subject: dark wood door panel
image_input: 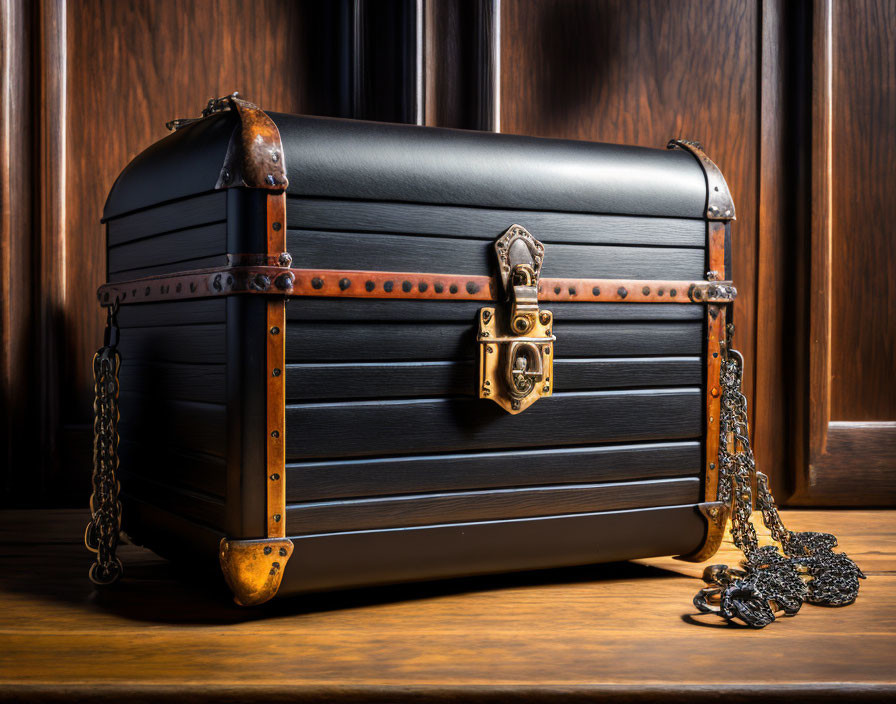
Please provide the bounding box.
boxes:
[830,0,896,422]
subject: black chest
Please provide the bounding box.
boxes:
[99,97,736,604]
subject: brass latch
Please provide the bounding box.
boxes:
[478,225,555,414]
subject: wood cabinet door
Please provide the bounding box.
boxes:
[792,0,896,505]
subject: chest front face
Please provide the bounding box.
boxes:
[100,104,735,604]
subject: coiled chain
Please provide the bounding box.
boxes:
[84,303,124,586]
[695,341,865,627]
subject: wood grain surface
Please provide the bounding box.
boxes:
[829,0,896,420]
[0,508,892,701]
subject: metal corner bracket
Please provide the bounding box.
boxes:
[165,92,288,192]
[676,501,730,563]
[667,139,736,221]
[219,537,294,606]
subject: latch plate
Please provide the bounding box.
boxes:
[479,225,554,414]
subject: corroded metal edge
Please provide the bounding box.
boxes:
[219,537,294,606]
[98,269,736,306]
[667,139,736,221]
[214,96,288,191]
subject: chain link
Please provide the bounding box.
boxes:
[694,338,865,627]
[84,302,124,586]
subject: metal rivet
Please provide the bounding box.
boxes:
[402,281,412,293]
[270,473,280,481]
[670,288,677,297]
[272,561,280,569]
[311,277,324,290]
[365,280,375,292]
[592,286,600,296]
[384,280,394,292]
[617,286,628,299]
[273,514,281,522]
[272,368,281,377]
[711,387,720,397]
[264,546,272,555]
[279,547,288,556]
[449,284,458,294]
[568,286,576,295]
[642,286,650,295]
[466,281,480,294]
[272,222,282,231]
[710,463,716,470]
[418,282,428,292]
[270,326,280,335]
[339,278,351,291]
[434,283,444,294]
[271,430,279,438]
[271,152,280,163]
[265,174,276,186]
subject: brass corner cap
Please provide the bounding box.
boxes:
[667,139,736,221]
[215,96,289,192]
[675,501,731,564]
[219,537,294,606]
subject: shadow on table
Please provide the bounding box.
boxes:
[3,535,685,626]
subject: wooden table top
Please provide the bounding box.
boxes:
[0,509,893,702]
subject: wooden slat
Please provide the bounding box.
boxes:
[119,440,227,499]
[118,362,225,404]
[286,298,705,322]
[118,396,226,459]
[287,229,705,280]
[117,323,226,364]
[286,478,700,534]
[285,388,701,460]
[108,222,226,273]
[285,357,701,400]
[107,254,227,282]
[286,197,706,247]
[105,191,226,245]
[287,321,703,362]
[286,440,701,501]
[116,298,226,328]
[120,476,226,532]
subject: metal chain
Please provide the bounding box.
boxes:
[694,337,865,627]
[84,302,124,586]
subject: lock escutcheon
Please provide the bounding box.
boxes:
[478,225,555,414]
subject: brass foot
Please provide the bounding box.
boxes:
[219,537,294,606]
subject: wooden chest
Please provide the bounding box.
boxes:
[97,96,736,605]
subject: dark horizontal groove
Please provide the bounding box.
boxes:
[107,218,226,250]
[291,502,703,540]
[288,352,703,365]
[120,439,226,468]
[287,193,707,221]
[121,472,226,508]
[287,387,701,410]
[118,394,225,410]
[105,189,222,224]
[287,356,701,368]
[121,491,227,536]
[285,385,699,406]
[286,225,705,250]
[286,439,701,468]
[109,251,225,277]
[119,359,225,369]
[288,476,701,508]
[118,320,225,331]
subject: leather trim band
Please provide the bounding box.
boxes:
[98,267,736,306]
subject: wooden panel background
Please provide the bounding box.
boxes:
[1,0,893,505]
[829,0,896,422]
